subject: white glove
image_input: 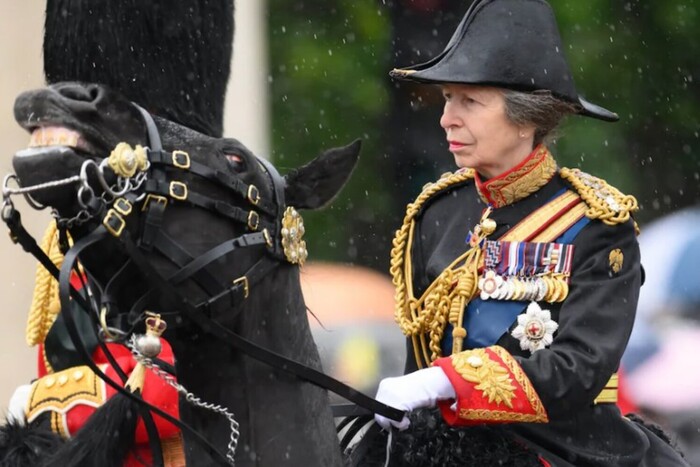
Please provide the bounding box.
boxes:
[7,384,32,425]
[374,366,455,431]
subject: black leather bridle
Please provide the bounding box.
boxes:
[3,104,403,466]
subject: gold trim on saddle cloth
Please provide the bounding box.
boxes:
[26,365,108,438]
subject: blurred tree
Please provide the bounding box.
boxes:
[269,0,700,271]
[553,0,700,223]
[269,0,394,270]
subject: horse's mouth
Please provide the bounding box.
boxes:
[15,125,96,160]
[11,126,100,209]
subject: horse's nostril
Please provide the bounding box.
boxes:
[56,84,97,103]
[88,86,100,101]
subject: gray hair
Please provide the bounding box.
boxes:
[502,90,582,147]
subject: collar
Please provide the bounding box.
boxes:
[474,145,557,208]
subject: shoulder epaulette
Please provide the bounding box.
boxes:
[559,167,638,226]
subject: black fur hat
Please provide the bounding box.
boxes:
[390,0,618,122]
[43,0,234,137]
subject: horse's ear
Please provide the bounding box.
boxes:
[284,139,361,210]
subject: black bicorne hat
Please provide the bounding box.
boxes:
[390,0,618,122]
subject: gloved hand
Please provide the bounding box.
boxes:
[374,366,455,431]
[7,384,32,425]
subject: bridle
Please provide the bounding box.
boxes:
[3,103,403,465]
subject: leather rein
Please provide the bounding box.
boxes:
[2,104,403,466]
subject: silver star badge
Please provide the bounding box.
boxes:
[511,302,558,353]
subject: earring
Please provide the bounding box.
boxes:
[519,131,526,138]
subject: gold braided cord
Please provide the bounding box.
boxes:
[390,169,478,366]
[559,167,638,226]
[26,221,70,347]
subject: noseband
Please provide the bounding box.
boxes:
[3,103,404,466]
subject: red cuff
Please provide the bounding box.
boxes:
[433,346,548,426]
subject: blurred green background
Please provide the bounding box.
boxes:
[269,0,700,272]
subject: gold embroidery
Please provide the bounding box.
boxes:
[560,168,638,226]
[453,346,548,423]
[457,408,547,422]
[451,349,516,408]
[609,249,624,274]
[476,146,557,208]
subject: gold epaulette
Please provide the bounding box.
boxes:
[559,168,638,226]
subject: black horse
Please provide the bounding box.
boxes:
[5,81,362,467]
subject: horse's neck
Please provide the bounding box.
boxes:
[174,266,343,467]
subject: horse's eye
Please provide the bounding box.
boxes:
[225,154,245,172]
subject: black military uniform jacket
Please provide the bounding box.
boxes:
[394,147,687,466]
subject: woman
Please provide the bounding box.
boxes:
[373,0,688,465]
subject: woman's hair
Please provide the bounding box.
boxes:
[502,90,582,147]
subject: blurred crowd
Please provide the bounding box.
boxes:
[622,207,700,465]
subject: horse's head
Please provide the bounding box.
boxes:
[11,81,360,331]
[9,81,360,465]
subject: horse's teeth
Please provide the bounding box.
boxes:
[28,126,81,148]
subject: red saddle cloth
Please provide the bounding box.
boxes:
[32,340,184,466]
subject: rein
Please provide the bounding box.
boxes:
[3,104,404,465]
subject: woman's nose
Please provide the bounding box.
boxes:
[440,103,459,129]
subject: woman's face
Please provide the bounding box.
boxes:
[440,84,534,178]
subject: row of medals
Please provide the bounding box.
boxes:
[480,272,569,303]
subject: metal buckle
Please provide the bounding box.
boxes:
[113,198,132,216]
[103,209,125,237]
[141,194,168,211]
[247,210,259,231]
[262,228,273,248]
[172,150,191,169]
[247,185,260,205]
[233,276,249,299]
[169,181,188,201]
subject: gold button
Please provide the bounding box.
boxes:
[73,370,84,381]
[467,356,483,368]
[58,375,69,386]
[44,377,56,388]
